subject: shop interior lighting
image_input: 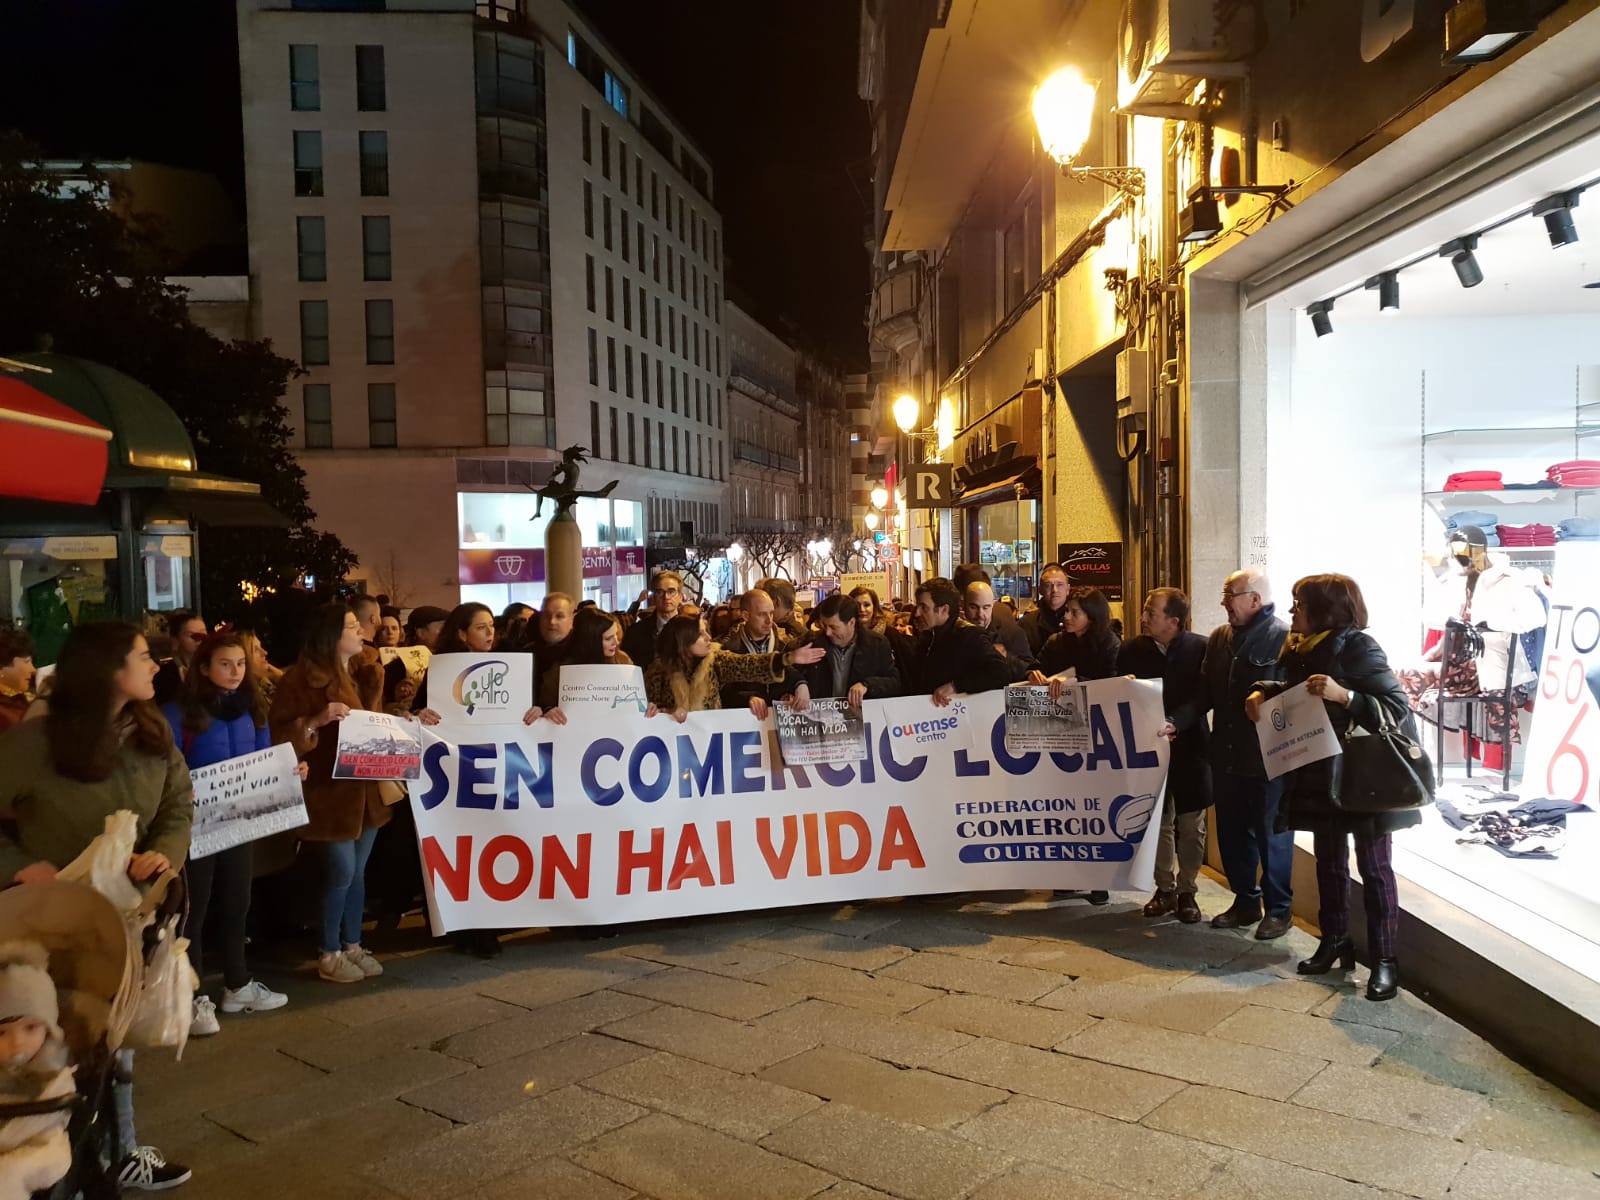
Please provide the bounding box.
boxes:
[1443,0,1540,65]
[1366,270,1401,313]
[1307,299,1334,338]
[1440,235,1484,288]
[1533,190,1580,247]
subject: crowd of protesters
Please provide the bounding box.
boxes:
[0,560,1424,1189]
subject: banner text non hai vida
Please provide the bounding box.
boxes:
[414,697,1162,904]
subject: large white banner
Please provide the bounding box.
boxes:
[410,675,1171,932]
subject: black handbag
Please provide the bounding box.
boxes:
[1329,705,1436,813]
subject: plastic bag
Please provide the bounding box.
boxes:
[56,811,142,915]
[123,916,197,1057]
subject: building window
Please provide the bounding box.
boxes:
[368,382,397,447]
[622,284,631,331]
[651,234,660,282]
[658,422,665,467]
[627,412,636,464]
[636,220,645,271]
[289,45,320,111]
[587,327,598,385]
[296,216,326,282]
[651,173,659,220]
[604,71,628,118]
[303,383,332,447]
[355,44,386,111]
[359,130,389,196]
[602,195,612,250]
[620,215,629,260]
[583,180,593,238]
[640,351,650,403]
[670,367,677,413]
[365,298,394,364]
[635,156,643,203]
[638,286,648,338]
[609,407,618,460]
[581,106,591,163]
[299,300,329,365]
[600,124,610,179]
[695,378,702,421]
[624,345,634,397]
[618,138,628,195]
[590,400,600,455]
[672,426,680,473]
[362,215,391,281]
[606,335,616,391]
[604,266,614,321]
[585,255,595,312]
[668,306,676,353]
[293,131,323,196]
[654,297,662,346]
[666,252,674,294]
[656,359,663,408]
[643,416,651,467]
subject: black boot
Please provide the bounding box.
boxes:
[1366,958,1399,1002]
[1297,936,1355,976]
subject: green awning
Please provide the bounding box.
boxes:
[6,353,197,474]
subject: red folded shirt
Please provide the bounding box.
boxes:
[1547,460,1600,487]
[1445,470,1503,492]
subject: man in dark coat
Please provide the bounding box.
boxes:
[786,592,902,706]
[620,569,683,670]
[962,581,1036,676]
[1170,568,1292,939]
[758,577,808,642]
[719,586,798,709]
[1119,587,1211,924]
[906,578,1012,703]
[1020,563,1071,654]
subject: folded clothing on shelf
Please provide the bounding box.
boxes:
[1559,516,1600,540]
[1547,460,1600,487]
[1496,523,1556,546]
[1445,470,1504,492]
[1503,480,1562,490]
[1444,510,1498,531]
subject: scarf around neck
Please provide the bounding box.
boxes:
[1281,629,1335,659]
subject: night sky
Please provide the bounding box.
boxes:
[0,0,870,366]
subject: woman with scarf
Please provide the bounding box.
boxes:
[1245,573,1418,1002]
[644,615,823,721]
[165,633,304,1035]
[1031,587,1121,683]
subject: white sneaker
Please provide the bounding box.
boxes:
[317,951,365,983]
[117,1146,192,1191]
[342,944,384,977]
[221,979,288,1014]
[191,995,220,1037]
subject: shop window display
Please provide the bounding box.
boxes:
[456,491,644,613]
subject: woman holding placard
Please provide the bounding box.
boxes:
[543,607,658,725]
[165,633,303,1033]
[1244,574,1421,1002]
[413,602,543,726]
[269,604,390,984]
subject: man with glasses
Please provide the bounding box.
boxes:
[621,570,683,669]
[1021,564,1071,654]
[1171,568,1292,939]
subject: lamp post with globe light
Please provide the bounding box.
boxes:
[725,541,745,595]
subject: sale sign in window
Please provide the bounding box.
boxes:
[1523,545,1600,807]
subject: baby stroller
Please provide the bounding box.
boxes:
[0,876,181,1199]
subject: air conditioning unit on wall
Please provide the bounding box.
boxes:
[1117,0,1245,117]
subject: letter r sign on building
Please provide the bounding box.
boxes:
[904,464,955,510]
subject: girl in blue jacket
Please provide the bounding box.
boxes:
[163,632,299,1034]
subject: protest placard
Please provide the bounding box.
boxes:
[334,710,423,780]
[774,697,868,765]
[423,652,535,723]
[1005,681,1092,753]
[409,677,1170,932]
[379,644,431,682]
[558,664,649,714]
[189,743,307,860]
[1256,682,1342,780]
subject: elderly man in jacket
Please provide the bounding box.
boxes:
[1119,587,1211,924]
[1172,568,1292,939]
[906,578,1012,705]
[786,592,902,709]
[719,587,797,709]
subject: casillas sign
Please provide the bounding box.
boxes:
[1056,542,1124,602]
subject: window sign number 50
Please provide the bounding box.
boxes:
[1539,655,1592,804]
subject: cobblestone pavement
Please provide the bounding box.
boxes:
[141,875,1600,1200]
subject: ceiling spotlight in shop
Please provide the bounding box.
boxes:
[1443,0,1540,65]
[1365,270,1401,313]
[1533,190,1581,248]
[1307,299,1334,338]
[1440,235,1484,288]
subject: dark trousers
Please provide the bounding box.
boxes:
[1313,831,1399,960]
[184,842,255,991]
[1214,770,1293,917]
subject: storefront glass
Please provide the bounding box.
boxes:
[974,499,1037,602]
[456,491,645,612]
[1,535,120,665]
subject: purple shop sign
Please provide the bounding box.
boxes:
[459,546,647,585]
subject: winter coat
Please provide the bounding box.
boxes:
[905,621,1012,696]
[786,628,903,701]
[0,717,193,880]
[1038,631,1122,681]
[621,612,672,671]
[268,662,390,843]
[645,650,787,714]
[1020,602,1069,654]
[719,622,798,709]
[1172,607,1289,778]
[1254,627,1423,838]
[162,696,271,769]
[1118,632,1213,814]
[976,619,1037,674]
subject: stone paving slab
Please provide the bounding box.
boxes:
[738,928,918,970]
[283,993,527,1070]
[758,1045,1008,1129]
[760,1102,1013,1200]
[968,1162,1140,1200]
[588,1049,826,1139]
[955,1095,1231,1195]
[1446,1148,1600,1200]
[1141,1083,1471,1197]
[877,949,1065,1001]
[609,964,802,1019]
[436,988,656,1065]
[755,997,975,1068]
[1461,1098,1600,1172]
[575,1111,836,1200]
[1177,1151,1408,1200]
[601,1001,817,1073]
[473,959,665,1010]
[1289,1061,1490,1139]
[1038,976,1248,1034]
[907,991,1098,1048]
[1060,1015,1327,1100]
[401,1031,651,1123]
[998,941,1185,987]
[1167,966,1335,1012]
[614,935,800,979]
[478,1158,640,1200]
[747,956,944,1014]
[1208,1003,1404,1066]
[931,1036,1186,1121]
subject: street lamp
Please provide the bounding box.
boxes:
[870,485,888,510]
[725,542,744,564]
[864,512,879,531]
[1032,66,1145,197]
[893,393,921,434]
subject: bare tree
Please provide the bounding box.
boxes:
[728,527,805,581]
